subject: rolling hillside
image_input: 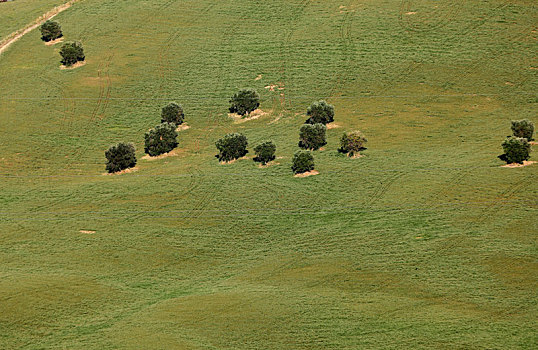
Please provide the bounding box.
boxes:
[0,0,536,348]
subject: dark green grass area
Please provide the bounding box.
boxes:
[0,0,537,348]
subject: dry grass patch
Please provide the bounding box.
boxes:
[220,156,249,165]
[103,166,138,175]
[176,124,190,132]
[60,61,86,70]
[142,148,183,161]
[326,122,342,129]
[294,170,319,178]
[44,37,64,46]
[229,109,269,123]
[501,161,536,168]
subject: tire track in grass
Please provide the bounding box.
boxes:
[330,6,356,99]
[278,0,312,111]
[365,171,406,209]
[398,0,464,33]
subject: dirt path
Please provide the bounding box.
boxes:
[0,0,81,57]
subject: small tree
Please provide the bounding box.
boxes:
[40,20,62,42]
[511,119,534,141]
[339,131,367,156]
[299,123,327,150]
[59,41,85,66]
[105,142,137,173]
[161,102,185,126]
[292,150,315,174]
[253,141,276,165]
[144,122,178,156]
[501,136,531,164]
[305,100,334,125]
[215,133,248,162]
[229,89,260,116]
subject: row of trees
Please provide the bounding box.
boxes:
[40,20,85,66]
[501,119,534,164]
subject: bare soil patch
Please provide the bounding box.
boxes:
[255,74,263,81]
[326,123,342,129]
[60,61,86,70]
[258,161,279,168]
[405,12,417,15]
[176,124,190,132]
[294,170,319,178]
[529,141,537,146]
[103,167,139,175]
[349,153,365,159]
[501,161,536,168]
[229,109,269,123]
[44,37,64,46]
[142,148,183,161]
[220,156,249,165]
[80,230,96,234]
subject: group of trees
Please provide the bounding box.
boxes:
[104,90,370,175]
[40,20,85,66]
[105,102,185,173]
[501,119,534,164]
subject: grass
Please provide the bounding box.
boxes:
[0,0,67,39]
[0,0,537,348]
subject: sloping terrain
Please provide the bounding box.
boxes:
[0,0,536,348]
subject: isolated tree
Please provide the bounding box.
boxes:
[339,131,367,156]
[161,102,185,126]
[215,133,248,162]
[144,122,178,156]
[305,100,334,125]
[511,119,534,141]
[253,141,276,165]
[40,20,62,42]
[59,41,85,66]
[105,142,136,173]
[229,89,260,116]
[501,136,531,164]
[299,123,327,150]
[292,150,315,174]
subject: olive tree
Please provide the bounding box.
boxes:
[339,131,367,156]
[305,100,334,125]
[59,41,85,66]
[292,150,315,174]
[253,141,276,165]
[144,122,178,156]
[161,102,185,126]
[229,89,260,116]
[511,119,534,141]
[501,136,531,164]
[40,20,62,42]
[215,133,248,162]
[105,142,137,173]
[299,123,327,150]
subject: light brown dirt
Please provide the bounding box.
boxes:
[229,109,269,123]
[258,161,279,168]
[405,12,417,15]
[0,0,81,57]
[529,141,537,146]
[326,123,342,129]
[176,124,190,132]
[294,170,319,178]
[255,74,262,81]
[44,37,64,46]
[60,60,86,70]
[220,156,250,165]
[80,230,96,234]
[501,161,536,168]
[103,167,139,175]
[349,153,365,159]
[142,148,183,161]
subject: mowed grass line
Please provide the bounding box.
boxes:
[0,0,537,348]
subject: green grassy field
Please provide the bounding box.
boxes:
[0,0,537,348]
